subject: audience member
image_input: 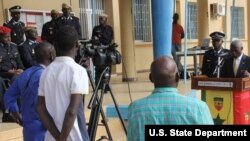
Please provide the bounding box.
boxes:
[41,9,59,44]
[18,27,38,69]
[3,5,25,45]
[37,26,90,141]
[0,26,24,122]
[221,39,250,78]
[127,56,213,141]
[4,42,56,141]
[202,31,230,77]
[54,3,82,39]
[0,26,24,80]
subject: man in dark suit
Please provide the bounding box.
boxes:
[3,5,25,45]
[202,31,230,77]
[53,3,82,39]
[221,40,250,78]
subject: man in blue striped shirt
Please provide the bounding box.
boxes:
[127,56,213,141]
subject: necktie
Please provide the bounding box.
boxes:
[233,59,237,76]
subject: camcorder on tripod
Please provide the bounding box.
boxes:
[76,39,127,141]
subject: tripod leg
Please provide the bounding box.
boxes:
[100,106,113,141]
[107,84,127,135]
[88,104,99,140]
[88,84,113,141]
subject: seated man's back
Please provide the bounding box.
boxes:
[127,56,213,141]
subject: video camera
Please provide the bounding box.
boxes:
[76,39,122,67]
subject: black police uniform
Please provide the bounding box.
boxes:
[3,20,25,45]
[0,43,24,77]
[91,24,114,90]
[53,16,82,39]
[18,40,37,69]
[202,31,230,77]
[3,5,25,45]
[202,48,230,77]
[41,20,57,44]
[91,25,114,46]
[0,42,24,122]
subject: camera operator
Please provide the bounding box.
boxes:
[91,14,114,90]
[91,14,113,46]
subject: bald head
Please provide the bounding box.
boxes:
[230,39,243,58]
[150,56,178,87]
[34,41,56,66]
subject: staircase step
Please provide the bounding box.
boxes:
[0,123,23,141]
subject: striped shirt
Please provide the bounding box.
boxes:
[127,87,213,141]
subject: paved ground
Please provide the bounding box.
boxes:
[0,71,200,141]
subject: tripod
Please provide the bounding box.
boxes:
[87,66,127,141]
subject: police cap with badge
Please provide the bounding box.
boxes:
[9,5,21,13]
[210,31,225,40]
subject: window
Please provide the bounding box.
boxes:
[132,0,152,42]
[187,2,198,39]
[6,9,50,37]
[79,0,105,39]
[231,6,245,39]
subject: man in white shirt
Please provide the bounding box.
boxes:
[37,26,90,141]
[221,39,250,78]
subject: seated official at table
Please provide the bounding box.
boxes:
[221,39,250,78]
[127,56,213,141]
[202,31,230,77]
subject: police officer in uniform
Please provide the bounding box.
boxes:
[202,31,230,77]
[91,14,114,46]
[18,27,38,69]
[41,9,59,44]
[91,14,114,90]
[0,26,24,122]
[54,3,82,39]
[3,5,25,45]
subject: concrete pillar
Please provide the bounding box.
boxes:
[197,0,210,65]
[105,0,122,74]
[197,0,210,45]
[119,0,137,81]
[151,0,173,59]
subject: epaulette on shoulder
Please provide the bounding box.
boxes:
[10,42,17,46]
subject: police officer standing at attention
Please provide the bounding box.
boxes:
[91,14,114,46]
[3,5,25,45]
[202,31,230,77]
[41,9,59,44]
[54,3,82,39]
